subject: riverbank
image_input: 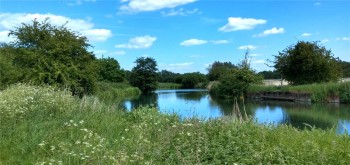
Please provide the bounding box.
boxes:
[1,84,350,164]
[248,82,350,103]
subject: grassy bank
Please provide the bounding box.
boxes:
[157,83,182,89]
[248,82,350,103]
[95,82,141,102]
[1,84,350,164]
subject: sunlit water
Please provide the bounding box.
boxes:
[122,89,350,134]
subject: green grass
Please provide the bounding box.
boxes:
[157,83,182,89]
[1,84,350,164]
[95,82,141,103]
[248,82,350,103]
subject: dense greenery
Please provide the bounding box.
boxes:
[0,19,99,96]
[97,57,125,83]
[258,70,281,79]
[340,61,350,77]
[158,70,181,83]
[248,82,350,103]
[130,57,158,93]
[207,61,237,81]
[180,72,208,89]
[1,84,350,164]
[273,41,342,85]
[210,51,263,98]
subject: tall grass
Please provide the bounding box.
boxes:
[157,83,182,89]
[95,82,141,103]
[1,84,350,164]
[248,82,350,103]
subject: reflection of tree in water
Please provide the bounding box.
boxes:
[209,96,350,130]
[175,91,207,101]
[122,92,158,110]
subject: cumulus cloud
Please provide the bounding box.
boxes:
[219,17,266,32]
[115,35,157,49]
[238,45,257,50]
[119,0,197,13]
[254,27,285,37]
[180,39,208,46]
[301,33,312,37]
[0,13,112,43]
[211,40,229,44]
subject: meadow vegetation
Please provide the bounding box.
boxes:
[248,82,350,103]
[1,84,350,164]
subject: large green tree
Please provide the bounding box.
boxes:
[207,61,237,81]
[0,18,98,96]
[180,72,208,89]
[130,57,158,93]
[273,41,342,85]
[97,57,125,83]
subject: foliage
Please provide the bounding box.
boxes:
[158,83,182,89]
[207,61,237,81]
[95,82,141,104]
[0,18,98,96]
[273,41,342,85]
[97,57,125,83]
[1,84,350,164]
[211,50,263,98]
[258,70,281,79]
[158,70,181,83]
[248,82,350,103]
[130,57,158,93]
[180,72,208,89]
[340,60,350,77]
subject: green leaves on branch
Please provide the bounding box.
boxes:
[0,18,97,96]
[130,57,158,94]
[273,41,342,85]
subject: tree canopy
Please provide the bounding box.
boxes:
[0,18,98,95]
[97,57,125,83]
[207,61,237,81]
[129,57,158,93]
[273,41,342,85]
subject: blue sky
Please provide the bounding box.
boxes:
[0,0,349,73]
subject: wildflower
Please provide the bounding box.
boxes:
[50,145,56,151]
[38,141,45,147]
[125,129,129,132]
[79,120,84,124]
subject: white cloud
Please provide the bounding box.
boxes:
[301,33,312,37]
[115,35,157,49]
[337,37,350,41]
[119,0,197,13]
[68,0,96,6]
[0,13,112,43]
[0,31,15,42]
[160,62,194,72]
[238,45,257,50]
[211,40,229,44]
[314,2,322,6]
[161,8,200,17]
[219,17,266,32]
[321,39,329,43]
[250,53,263,57]
[110,50,126,56]
[252,59,265,64]
[180,39,207,46]
[254,27,285,37]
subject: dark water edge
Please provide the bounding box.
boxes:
[121,89,350,134]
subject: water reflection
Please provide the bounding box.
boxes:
[121,89,350,134]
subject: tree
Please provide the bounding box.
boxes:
[1,18,98,96]
[130,57,158,93]
[273,41,342,85]
[97,57,125,82]
[211,50,263,98]
[258,70,281,79]
[180,72,208,89]
[158,70,181,83]
[207,61,237,81]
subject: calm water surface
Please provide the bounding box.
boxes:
[122,89,350,134]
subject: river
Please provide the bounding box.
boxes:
[122,89,350,134]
